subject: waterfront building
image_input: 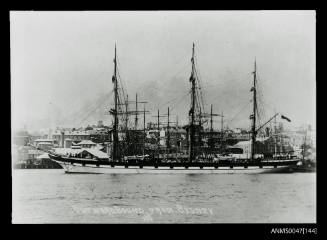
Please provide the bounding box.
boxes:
[77,140,97,148]
[89,128,110,143]
[28,149,43,159]
[64,138,72,148]
[34,139,55,150]
[52,130,91,146]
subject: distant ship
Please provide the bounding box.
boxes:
[291,161,316,173]
[291,134,316,173]
[48,43,300,174]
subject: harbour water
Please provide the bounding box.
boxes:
[12,169,316,223]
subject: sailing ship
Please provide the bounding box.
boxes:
[48,43,300,173]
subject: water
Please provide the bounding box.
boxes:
[12,169,316,223]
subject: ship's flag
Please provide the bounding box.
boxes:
[281,115,291,122]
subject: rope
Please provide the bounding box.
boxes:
[66,92,111,126]
[194,56,206,113]
[78,92,112,126]
[160,91,190,108]
[170,92,190,112]
[225,101,251,126]
[58,71,109,125]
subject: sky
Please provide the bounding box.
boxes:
[10,11,316,133]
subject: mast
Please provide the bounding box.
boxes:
[274,114,277,155]
[210,104,213,153]
[112,44,119,161]
[280,134,283,154]
[198,108,202,156]
[250,59,257,161]
[143,104,146,156]
[135,93,138,130]
[221,111,224,133]
[189,43,196,163]
[210,105,213,134]
[176,115,179,155]
[220,110,224,152]
[167,107,170,153]
[157,109,160,161]
[302,134,307,160]
[125,94,129,130]
[124,94,129,156]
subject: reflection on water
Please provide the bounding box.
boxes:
[12,169,316,223]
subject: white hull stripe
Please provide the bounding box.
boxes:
[55,161,293,174]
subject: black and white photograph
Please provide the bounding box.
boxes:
[11,10,316,224]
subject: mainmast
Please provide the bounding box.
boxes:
[112,44,119,161]
[189,43,196,163]
[250,59,257,161]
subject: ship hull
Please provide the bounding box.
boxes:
[58,162,293,174]
[49,154,297,174]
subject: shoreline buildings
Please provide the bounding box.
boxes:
[12,120,315,169]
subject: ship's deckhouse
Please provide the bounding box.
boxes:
[53,148,109,161]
